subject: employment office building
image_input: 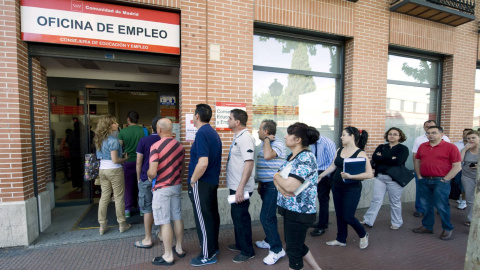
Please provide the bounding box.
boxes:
[1,0,479,247]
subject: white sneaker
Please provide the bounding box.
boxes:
[263,249,286,265]
[255,240,270,249]
[458,200,467,210]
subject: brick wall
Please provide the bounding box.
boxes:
[255,0,355,37]
[343,0,390,155]
[0,0,34,202]
[390,13,455,55]
[179,0,255,186]
[440,20,478,141]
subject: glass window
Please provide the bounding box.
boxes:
[253,33,342,148]
[473,69,480,130]
[386,54,441,169]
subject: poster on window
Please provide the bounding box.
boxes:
[215,102,246,131]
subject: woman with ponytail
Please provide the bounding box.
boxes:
[318,126,373,249]
[274,122,322,270]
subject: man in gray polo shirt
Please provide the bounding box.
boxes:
[226,109,256,263]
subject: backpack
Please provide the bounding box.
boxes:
[84,153,100,182]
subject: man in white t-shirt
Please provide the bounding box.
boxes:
[226,109,256,263]
[412,120,450,217]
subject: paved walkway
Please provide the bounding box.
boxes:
[0,202,469,270]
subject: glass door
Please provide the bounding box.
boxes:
[50,89,91,206]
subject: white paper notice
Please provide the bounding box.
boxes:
[185,114,197,142]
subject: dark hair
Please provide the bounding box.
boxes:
[151,116,161,133]
[344,126,368,150]
[287,122,319,147]
[230,109,248,126]
[127,111,139,124]
[384,127,407,143]
[261,119,277,135]
[424,120,436,126]
[195,104,212,123]
[466,130,480,137]
[65,128,72,134]
[427,125,443,133]
[463,128,473,133]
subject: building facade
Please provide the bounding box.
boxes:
[1,0,479,247]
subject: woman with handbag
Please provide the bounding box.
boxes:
[361,127,409,230]
[320,126,373,249]
[94,115,131,235]
[460,130,479,227]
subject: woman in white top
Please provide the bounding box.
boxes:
[94,115,131,235]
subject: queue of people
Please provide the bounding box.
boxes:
[91,108,477,269]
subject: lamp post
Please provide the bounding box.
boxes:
[269,79,283,121]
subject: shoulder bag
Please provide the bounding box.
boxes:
[385,165,414,187]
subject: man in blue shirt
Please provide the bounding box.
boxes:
[133,116,161,249]
[310,134,336,236]
[188,104,222,267]
[254,120,286,265]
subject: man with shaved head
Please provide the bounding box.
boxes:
[148,118,185,266]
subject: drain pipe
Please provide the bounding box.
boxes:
[28,56,41,234]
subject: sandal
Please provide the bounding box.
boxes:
[464,221,471,226]
[326,240,346,247]
[390,225,400,230]
[152,256,174,266]
[173,246,186,258]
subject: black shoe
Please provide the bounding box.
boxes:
[413,211,424,217]
[227,244,240,251]
[412,226,433,234]
[310,228,326,237]
[232,254,255,263]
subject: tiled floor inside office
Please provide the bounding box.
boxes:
[0,202,469,270]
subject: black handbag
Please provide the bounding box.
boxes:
[385,165,414,187]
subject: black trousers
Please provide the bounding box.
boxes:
[188,181,220,259]
[230,189,255,257]
[316,170,332,229]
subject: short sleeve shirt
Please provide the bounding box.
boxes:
[256,140,286,182]
[135,133,160,181]
[118,125,145,162]
[277,150,318,214]
[415,140,461,177]
[226,129,255,192]
[412,134,450,153]
[149,137,185,191]
[188,124,222,185]
[97,135,123,169]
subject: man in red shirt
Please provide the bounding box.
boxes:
[413,126,461,240]
[147,118,185,266]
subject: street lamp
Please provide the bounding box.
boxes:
[269,79,283,121]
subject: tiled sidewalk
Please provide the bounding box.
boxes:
[0,202,469,270]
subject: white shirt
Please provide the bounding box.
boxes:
[226,129,255,192]
[454,140,465,152]
[412,134,450,153]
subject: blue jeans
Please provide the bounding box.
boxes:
[414,173,424,213]
[230,189,255,257]
[332,185,366,244]
[418,178,454,231]
[259,181,282,253]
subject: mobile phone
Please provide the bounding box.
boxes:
[469,163,477,168]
